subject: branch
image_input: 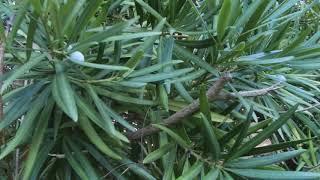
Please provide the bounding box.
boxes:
[126,76,231,140]
[214,83,282,100]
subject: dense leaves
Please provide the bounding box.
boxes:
[1,0,320,179]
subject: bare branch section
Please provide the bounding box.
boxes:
[127,76,231,140]
[215,83,282,100]
[127,80,281,141]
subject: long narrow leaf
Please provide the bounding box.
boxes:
[226,168,320,180]
[228,104,298,160]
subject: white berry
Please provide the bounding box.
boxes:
[275,75,287,82]
[69,51,85,62]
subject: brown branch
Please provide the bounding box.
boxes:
[214,83,282,100]
[126,76,231,140]
[126,80,283,141]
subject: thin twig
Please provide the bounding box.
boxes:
[102,162,135,179]
[48,150,90,159]
[189,150,214,165]
[48,153,66,159]
[126,76,231,140]
[14,149,20,180]
[296,103,320,112]
[138,142,163,176]
[278,102,320,113]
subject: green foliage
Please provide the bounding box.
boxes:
[1,0,320,179]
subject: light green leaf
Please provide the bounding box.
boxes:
[226,149,306,168]
[226,168,320,180]
[217,0,231,40]
[152,124,191,148]
[95,86,156,105]
[128,60,183,78]
[237,56,294,65]
[26,12,39,60]
[121,159,156,180]
[173,45,218,75]
[248,138,312,156]
[53,63,78,122]
[22,99,54,180]
[86,84,116,135]
[163,146,177,180]
[1,54,45,94]
[177,161,203,180]
[200,113,221,160]
[0,87,50,159]
[143,143,175,164]
[61,0,86,34]
[7,0,30,46]
[228,104,298,160]
[121,50,144,78]
[69,58,130,71]
[204,168,220,180]
[129,68,194,83]
[79,115,122,160]
[159,85,169,112]
[69,0,104,40]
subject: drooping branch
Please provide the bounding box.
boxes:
[126,76,231,140]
